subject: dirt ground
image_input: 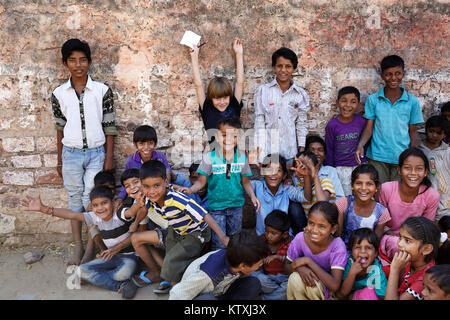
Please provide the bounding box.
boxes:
[0,243,168,300]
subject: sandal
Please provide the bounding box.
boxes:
[153,281,172,294]
[131,270,153,288]
[119,280,138,299]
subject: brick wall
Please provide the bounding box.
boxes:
[0,0,448,247]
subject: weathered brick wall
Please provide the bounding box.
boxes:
[1,0,448,247]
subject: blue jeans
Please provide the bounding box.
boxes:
[79,253,139,291]
[209,207,242,250]
[62,146,105,212]
[252,269,289,300]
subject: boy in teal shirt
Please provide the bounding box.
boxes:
[356,55,423,183]
[181,117,260,250]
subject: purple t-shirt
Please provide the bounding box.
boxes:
[325,114,366,167]
[117,151,171,199]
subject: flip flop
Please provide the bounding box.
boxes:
[153,281,172,294]
[119,280,138,299]
[131,270,152,288]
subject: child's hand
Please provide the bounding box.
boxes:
[263,255,279,265]
[348,257,364,275]
[190,42,200,57]
[113,198,122,212]
[390,251,411,273]
[252,197,261,213]
[178,187,192,195]
[99,247,119,261]
[136,192,146,208]
[292,256,311,269]
[232,37,243,55]
[296,266,319,288]
[355,146,364,165]
[247,146,261,165]
[129,221,138,233]
[20,195,43,213]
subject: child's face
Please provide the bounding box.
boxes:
[352,173,377,202]
[304,210,337,244]
[262,162,286,190]
[397,226,432,263]
[337,93,359,120]
[141,176,168,204]
[381,66,405,90]
[273,56,295,83]
[189,171,207,197]
[351,239,377,270]
[398,155,427,189]
[123,177,142,200]
[307,142,325,166]
[425,127,446,146]
[422,273,450,300]
[217,124,238,153]
[237,259,264,276]
[64,50,90,79]
[442,110,450,123]
[212,96,230,112]
[265,225,285,245]
[91,197,114,221]
[135,140,156,162]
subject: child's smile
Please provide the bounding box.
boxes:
[136,140,155,162]
[351,239,376,269]
[352,173,377,202]
[91,197,114,221]
[398,155,427,189]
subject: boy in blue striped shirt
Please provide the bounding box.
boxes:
[129,160,228,294]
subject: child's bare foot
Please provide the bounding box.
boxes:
[67,243,84,266]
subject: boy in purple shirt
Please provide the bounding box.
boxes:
[116,125,171,204]
[325,86,366,196]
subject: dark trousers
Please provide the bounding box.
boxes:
[194,276,262,300]
[288,200,307,235]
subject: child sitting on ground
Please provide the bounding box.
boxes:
[336,164,391,246]
[325,86,367,196]
[338,228,387,300]
[21,186,140,299]
[385,216,441,300]
[116,125,171,205]
[169,229,267,300]
[253,210,293,300]
[130,160,228,294]
[422,264,450,300]
[418,115,450,220]
[190,37,244,144]
[286,201,348,300]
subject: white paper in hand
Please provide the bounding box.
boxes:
[180,30,201,49]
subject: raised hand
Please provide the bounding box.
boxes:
[20,194,43,212]
[232,37,243,55]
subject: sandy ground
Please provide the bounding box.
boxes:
[0,244,168,300]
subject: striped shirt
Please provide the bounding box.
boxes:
[300,177,336,216]
[51,75,118,149]
[83,209,134,253]
[146,187,208,236]
[254,78,310,160]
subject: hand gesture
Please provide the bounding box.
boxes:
[20,194,43,212]
[136,192,146,208]
[247,146,261,165]
[190,42,200,57]
[232,37,243,55]
[252,197,261,213]
[390,250,411,273]
[348,257,364,276]
[355,145,364,165]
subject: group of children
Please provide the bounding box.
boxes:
[20,38,450,300]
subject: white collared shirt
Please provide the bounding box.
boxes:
[51,76,117,149]
[254,78,310,160]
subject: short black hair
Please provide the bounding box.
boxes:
[305,135,326,155]
[120,168,140,186]
[401,217,441,263]
[425,265,450,295]
[216,117,241,129]
[296,150,319,167]
[94,171,115,187]
[264,210,290,232]
[351,163,380,187]
[133,125,158,144]
[398,147,432,193]
[272,47,298,69]
[438,216,450,232]
[347,228,380,252]
[226,230,268,268]
[309,201,339,228]
[61,39,92,63]
[425,115,449,132]
[188,163,200,175]
[89,185,113,201]
[261,153,287,174]
[380,55,405,72]
[140,160,167,180]
[441,101,450,114]
[337,86,360,102]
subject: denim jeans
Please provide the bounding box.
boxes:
[209,207,242,250]
[79,253,139,291]
[62,145,105,212]
[252,269,289,300]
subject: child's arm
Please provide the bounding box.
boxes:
[180,174,207,195]
[56,130,64,177]
[355,119,374,164]
[104,135,115,172]
[241,176,261,213]
[292,257,344,292]
[203,213,229,247]
[338,258,363,297]
[232,38,244,103]
[21,194,85,222]
[385,251,415,300]
[190,44,206,109]
[98,235,132,261]
[408,124,419,148]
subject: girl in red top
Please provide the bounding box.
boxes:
[385,216,441,300]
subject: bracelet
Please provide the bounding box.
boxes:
[43,206,54,216]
